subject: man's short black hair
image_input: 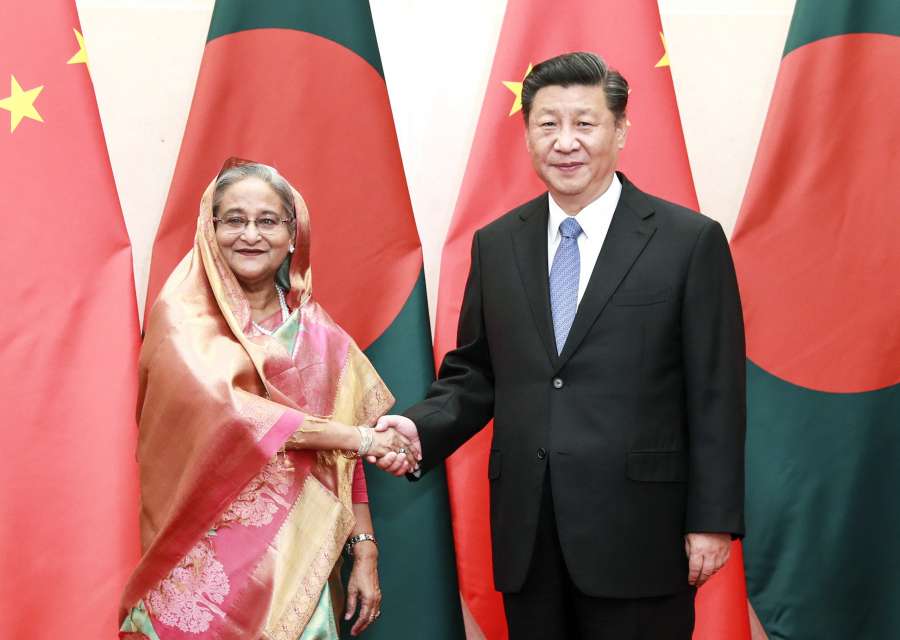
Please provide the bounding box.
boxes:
[521,51,629,123]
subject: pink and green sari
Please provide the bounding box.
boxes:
[120,172,392,639]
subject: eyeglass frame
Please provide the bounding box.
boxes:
[212,214,296,236]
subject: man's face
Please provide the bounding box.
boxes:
[525,84,627,212]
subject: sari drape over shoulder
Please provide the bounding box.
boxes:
[120,172,393,639]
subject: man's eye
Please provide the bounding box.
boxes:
[578,121,595,127]
[540,121,556,128]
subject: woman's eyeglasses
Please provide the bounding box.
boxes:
[213,215,293,236]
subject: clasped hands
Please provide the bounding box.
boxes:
[356,415,421,475]
[359,415,421,473]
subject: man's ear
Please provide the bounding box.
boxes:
[616,118,630,149]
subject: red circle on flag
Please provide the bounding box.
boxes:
[731,33,900,393]
[160,29,422,350]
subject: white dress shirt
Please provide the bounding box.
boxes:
[547,174,622,307]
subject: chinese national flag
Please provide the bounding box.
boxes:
[434,1,751,638]
[0,3,141,639]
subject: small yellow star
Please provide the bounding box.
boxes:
[655,32,670,68]
[67,28,88,66]
[0,75,44,132]
[502,63,533,116]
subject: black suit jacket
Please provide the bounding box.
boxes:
[406,173,746,598]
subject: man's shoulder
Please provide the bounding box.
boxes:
[476,192,548,237]
[623,176,718,236]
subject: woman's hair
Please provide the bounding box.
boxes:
[212,163,297,228]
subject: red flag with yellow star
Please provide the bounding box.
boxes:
[434,1,751,638]
[0,4,141,639]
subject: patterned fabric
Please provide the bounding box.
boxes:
[119,168,394,639]
[298,583,340,640]
[549,217,583,353]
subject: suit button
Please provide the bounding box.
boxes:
[552,377,564,389]
[537,448,547,460]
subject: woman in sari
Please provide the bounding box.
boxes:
[120,161,417,639]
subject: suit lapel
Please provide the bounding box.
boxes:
[557,175,657,369]
[511,194,559,368]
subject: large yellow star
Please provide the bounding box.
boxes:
[502,63,533,116]
[67,28,88,66]
[655,32,670,68]
[0,75,44,132]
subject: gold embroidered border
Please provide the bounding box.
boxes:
[262,475,354,640]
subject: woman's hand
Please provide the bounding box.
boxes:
[344,546,381,636]
[367,427,417,471]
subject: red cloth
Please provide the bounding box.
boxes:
[0,4,142,638]
[352,459,368,503]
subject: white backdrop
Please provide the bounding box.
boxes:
[76,0,795,323]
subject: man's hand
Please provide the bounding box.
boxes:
[366,427,417,472]
[685,532,731,587]
[367,415,421,476]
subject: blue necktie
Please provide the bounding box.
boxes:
[550,217,583,354]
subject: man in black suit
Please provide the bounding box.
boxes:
[374,52,745,639]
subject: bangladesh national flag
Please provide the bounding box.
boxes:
[144,2,464,638]
[731,1,900,638]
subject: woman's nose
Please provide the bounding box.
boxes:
[240,221,262,241]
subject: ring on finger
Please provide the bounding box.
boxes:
[397,447,406,454]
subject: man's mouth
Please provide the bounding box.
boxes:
[552,162,584,172]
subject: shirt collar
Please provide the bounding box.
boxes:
[548,173,622,242]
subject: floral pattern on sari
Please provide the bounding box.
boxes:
[145,540,229,633]
[219,455,293,528]
[144,454,297,635]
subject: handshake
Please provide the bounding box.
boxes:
[356,415,421,476]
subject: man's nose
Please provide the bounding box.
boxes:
[553,124,579,152]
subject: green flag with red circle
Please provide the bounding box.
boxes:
[145,2,465,638]
[730,1,900,637]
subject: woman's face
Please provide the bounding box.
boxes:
[215,177,293,290]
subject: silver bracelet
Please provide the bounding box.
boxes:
[345,533,377,557]
[356,426,374,457]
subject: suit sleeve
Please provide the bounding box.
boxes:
[681,220,746,536]
[404,231,495,474]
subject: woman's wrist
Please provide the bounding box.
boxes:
[352,541,378,561]
[336,423,361,452]
[356,426,374,456]
[346,532,377,558]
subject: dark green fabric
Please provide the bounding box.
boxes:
[744,361,900,639]
[207,0,384,77]
[784,0,900,56]
[345,272,464,639]
[275,254,291,291]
